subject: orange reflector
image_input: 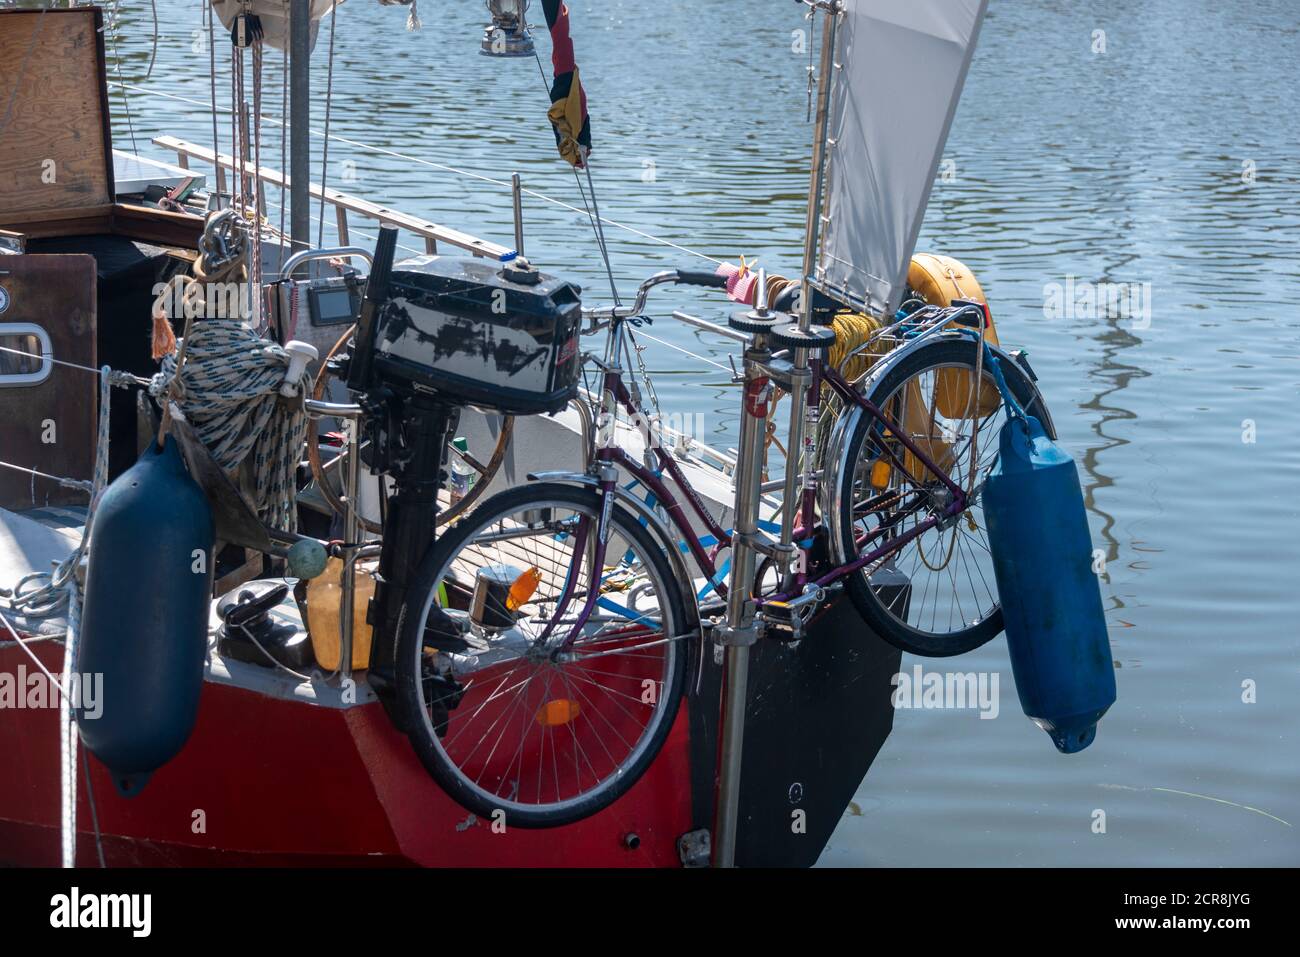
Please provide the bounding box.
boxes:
[536,699,581,727]
[506,566,542,611]
[870,459,892,489]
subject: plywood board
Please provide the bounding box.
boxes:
[0,9,113,223]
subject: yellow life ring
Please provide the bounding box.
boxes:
[907,253,1002,418]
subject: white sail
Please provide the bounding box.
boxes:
[814,0,988,316]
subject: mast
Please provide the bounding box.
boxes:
[711,0,842,872]
[798,1,840,335]
[776,1,839,562]
[289,0,311,250]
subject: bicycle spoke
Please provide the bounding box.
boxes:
[408,490,682,821]
[845,351,1039,643]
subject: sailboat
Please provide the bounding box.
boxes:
[0,0,999,867]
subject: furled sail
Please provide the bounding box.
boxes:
[210,0,343,52]
[813,0,988,317]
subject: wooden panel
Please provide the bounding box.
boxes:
[110,202,204,249]
[0,255,97,510]
[0,203,203,249]
[0,9,112,223]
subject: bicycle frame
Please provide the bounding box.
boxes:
[549,305,971,643]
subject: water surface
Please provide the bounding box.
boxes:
[99,0,1300,866]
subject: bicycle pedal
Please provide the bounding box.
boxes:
[759,602,804,643]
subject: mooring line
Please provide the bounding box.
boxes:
[1100,783,1292,828]
[105,81,725,266]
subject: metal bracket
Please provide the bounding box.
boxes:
[677,828,712,868]
[710,611,763,648]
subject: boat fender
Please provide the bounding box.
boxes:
[981,348,1116,753]
[77,439,215,796]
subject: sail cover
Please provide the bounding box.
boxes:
[814,0,988,316]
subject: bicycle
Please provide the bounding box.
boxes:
[385,262,1054,827]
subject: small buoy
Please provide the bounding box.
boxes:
[77,440,214,795]
[286,537,328,580]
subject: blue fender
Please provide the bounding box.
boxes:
[983,353,1116,753]
[77,439,214,795]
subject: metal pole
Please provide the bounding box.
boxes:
[289,0,312,250]
[713,272,774,868]
[511,173,525,258]
[713,638,751,866]
[778,3,840,556]
[799,2,840,335]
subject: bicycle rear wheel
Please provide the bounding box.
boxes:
[395,482,689,828]
[834,337,1054,656]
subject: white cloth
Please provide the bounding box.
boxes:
[816,0,988,316]
[210,0,343,52]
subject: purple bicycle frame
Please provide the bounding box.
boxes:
[554,358,969,641]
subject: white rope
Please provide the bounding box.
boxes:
[0,344,150,385]
[625,329,733,374]
[150,321,308,533]
[60,579,82,868]
[1,369,116,870]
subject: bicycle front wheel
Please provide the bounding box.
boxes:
[835,337,1054,656]
[395,482,689,829]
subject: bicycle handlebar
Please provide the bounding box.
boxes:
[675,269,729,289]
[581,267,727,328]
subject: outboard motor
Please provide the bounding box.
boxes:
[77,438,214,795]
[346,227,582,727]
[981,347,1116,753]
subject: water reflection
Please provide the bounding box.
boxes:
[85,0,1300,866]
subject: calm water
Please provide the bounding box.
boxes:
[99,0,1300,866]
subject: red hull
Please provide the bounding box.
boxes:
[0,643,693,867]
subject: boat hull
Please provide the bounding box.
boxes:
[1,591,900,867]
[0,642,692,867]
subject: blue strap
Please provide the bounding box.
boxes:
[596,595,660,630]
[970,330,1028,425]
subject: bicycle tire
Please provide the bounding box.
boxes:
[395,482,689,828]
[836,337,1054,656]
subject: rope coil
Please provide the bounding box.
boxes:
[151,319,308,534]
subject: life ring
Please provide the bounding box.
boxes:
[907,253,1002,418]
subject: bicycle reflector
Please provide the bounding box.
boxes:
[506,566,542,612]
[536,699,581,727]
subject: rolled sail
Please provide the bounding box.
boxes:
[814,0,988,316]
